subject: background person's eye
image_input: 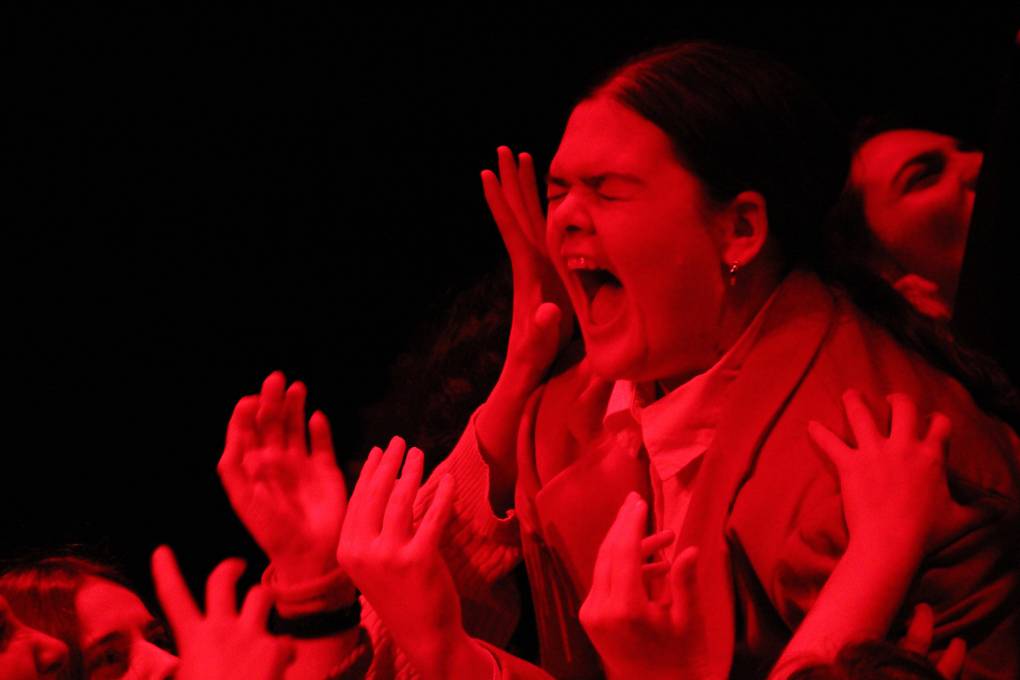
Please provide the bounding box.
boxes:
[86,646,129,680]
[905,159,944,192]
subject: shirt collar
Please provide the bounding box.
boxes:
[603,288,780,479]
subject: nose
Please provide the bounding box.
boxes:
[32,630,68,678]
[960,149,983,192]
[548,192,595,239]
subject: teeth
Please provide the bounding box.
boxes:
[566,256,600,271]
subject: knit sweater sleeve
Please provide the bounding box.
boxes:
[270,407,525,679]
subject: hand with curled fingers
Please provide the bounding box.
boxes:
[579,492,714,680]
[478,147,575,511]
[808,390,974,561]
[899,603,967,679]
[218,371,347,585]
[482,146,573,383]
[336,437,494,680]
[151,546,295,680]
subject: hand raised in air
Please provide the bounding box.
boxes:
[218,371,347,585]
[337,437,494,680]
[152,546,294,680]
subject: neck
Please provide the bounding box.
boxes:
[657,259,785,394]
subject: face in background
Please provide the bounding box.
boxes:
[546,96,728,388]
[75,578,177,680]
[851,129,983,301]
[0,596,68,680]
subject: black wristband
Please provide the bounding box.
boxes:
[268,596,362,639]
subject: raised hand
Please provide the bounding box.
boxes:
[769,392,975,678]
[337,437,494,680]
[808,390,973,560]
[482,146,573,385]
[579,492,713,680]
[900,604,967,679]
[218,371,346,585]
[151,546,294,680]
[478,147,575,511]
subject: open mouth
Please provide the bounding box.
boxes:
[569,263,625,327]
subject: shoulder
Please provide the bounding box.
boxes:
[813,290,1020,504]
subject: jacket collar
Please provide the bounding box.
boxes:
[529,271,836,678]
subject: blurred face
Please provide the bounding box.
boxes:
[0,596,68,680]
[546,96,727,386]
[75,578,178,680]
[852,129,982,294]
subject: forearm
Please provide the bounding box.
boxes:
[476,365,538,514]
[408,630,498,680]
[770,540,923,679]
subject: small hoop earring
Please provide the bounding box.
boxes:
[728,261,740,287]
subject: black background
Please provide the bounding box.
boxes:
[7,7,1019,598]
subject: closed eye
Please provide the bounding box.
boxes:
[903,154,945,193]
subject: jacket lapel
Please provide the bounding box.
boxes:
[678,272,835,678]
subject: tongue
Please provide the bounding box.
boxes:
[590,283,625,325]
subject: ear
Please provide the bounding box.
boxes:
[717,191,768,269]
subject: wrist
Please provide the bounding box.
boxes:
[263,560,356,619]
[843,537,924,578]
[272,553,341,587]
[414,630,494,680]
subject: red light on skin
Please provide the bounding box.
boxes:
[546,97,731,390]
[76,577,179,680]
[0,596,69,680]
[851,129,983,314]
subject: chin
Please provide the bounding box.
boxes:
[583,343,649,383]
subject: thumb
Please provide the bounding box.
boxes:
[526,302,563,366]
[668,546,700,630]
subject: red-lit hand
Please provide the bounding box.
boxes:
[218,371,346,585]
[151,546,295,680]
[809,391,972,562]
[478,147,574,511]
[482,146,573,386]
[580,493,714,680]
[900,603,967,679]
[336,437,494,680]
[892,274,951,321]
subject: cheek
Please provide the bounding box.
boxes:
[882,191,968,258]
[629,248,722,338]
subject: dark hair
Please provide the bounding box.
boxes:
[824,119,1019,428]
[592,44,1017,426]
[0,556,134,680]
[786,640,946,680]
[359,263,514,469]
[592,41,849,270]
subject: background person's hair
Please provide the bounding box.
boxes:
[0,555,133,680]
[786,640,946,679]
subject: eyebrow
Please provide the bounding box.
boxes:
[545,172,645,188]
[891,150,943,188]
